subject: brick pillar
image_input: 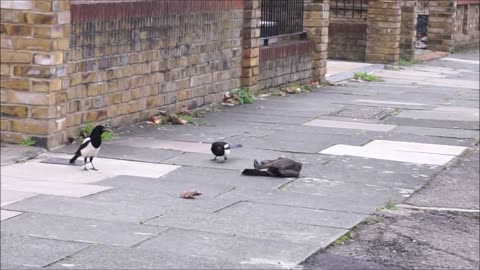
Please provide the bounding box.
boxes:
[427,0,456,52]
[241,0,261,90]
[400,0,417,61]
[304,0,330,84]
[0,0,70,149]
[365,0,402,64]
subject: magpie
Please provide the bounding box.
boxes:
[211,141,242,161]
[70,125,110,171]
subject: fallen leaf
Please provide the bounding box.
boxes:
[169,114,188,125]
[180,191,202,199]
[180,105,192,115]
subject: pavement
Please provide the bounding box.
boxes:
[1,51,479,269]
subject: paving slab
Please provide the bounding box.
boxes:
[104,138,211,154]
[321,144,456,165]
[304,119,397,132]
[395,108,479,122]
[0,144,46,166]
[1,190,37,207]
[204,111,313,125]
[0,263,40,269]
[45,245,271,269]
[0,233,90,267]
[147,211,347,247]
[229,132,371,154]
[1,176,112,198]
[1,210,23,221]
[3,195,172,224]
[392,125,480,140]
[1,153,180,184]
[1,213,168,247]
[383,117,480,130]
[214,201,368,229]
[369,132,478,147]
[216,183,404,214]
[365,140,467,156]
[54,144,182,163]
[162,152,253,171]
[136,228,318,268]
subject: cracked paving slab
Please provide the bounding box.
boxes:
[1,212,168,247]
[0,233,90,268]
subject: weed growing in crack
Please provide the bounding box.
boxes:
[354,72,379,82]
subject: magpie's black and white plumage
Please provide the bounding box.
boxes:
[70,125,109,171]
[211,141,242,161]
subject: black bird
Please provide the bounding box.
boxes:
[70,125,110,171]
[211,141,242,161]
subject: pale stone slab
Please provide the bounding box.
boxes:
[1,190,37,207]
[1,210,23,221]
[391,126,480,140]
[320,145,456,165]
[352,99,427,106]
[1,177,112,198]
[1,153,180,184]
[365,140,467,156]
[137,228,317,268]
[1,213,168,247]
[304,119,397,132]
[433,106,480,114]
[106,138,212,154]
[396,109,479,122]
[0,233,90,267]
[441,58,480,65]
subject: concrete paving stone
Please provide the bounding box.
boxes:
[392,125,480,140]
[215,181,405,214]
[1,190,37,207]
[441,57,480,65]
[136,228,318,268]
[376,73,479,90]
[365,140,467,156]
[226,101,346,118]
[45,245,273,270]
[1,176,112,198]
[302,252,395,270]
[0,212,168,247]
[91,175,238,203]
[3,195,174,224]
[147,211,347,248]
[86,145,181,163]
[214,201,368,229]
[396,109,479,122]
[0,263,40,269]
[321,144,456,165]
[344,99,434,110]
[304,119,397,132]
[1,153,180,184]
[106,138,212,154]
[323,155,444,176]
[294,160,431,192]
[203,110,313,125]
[0,233,90,267]
[162,152,254,171]
[156,166,292,191]
[369,132,478,147]
[383,117,480,130]
[1,210,23,222]
[0,144,46,166]
[229,132,371,154]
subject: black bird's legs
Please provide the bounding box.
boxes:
[83,157,88,171]
[90,157,98,171]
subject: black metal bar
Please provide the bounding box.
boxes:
[330,0,367,19]
[260,0,305,38]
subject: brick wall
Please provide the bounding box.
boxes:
[64,0,244,138]
[259,40,313,89]
[453,2,480,51]
[1,0,70,148]
[328,19,367,61]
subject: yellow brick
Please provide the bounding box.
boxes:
[11,118,50,135]
[1,105,28,118]
[1,23,32,36]
[0,51,32,63]
[0,79,29,90]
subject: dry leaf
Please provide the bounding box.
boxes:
[180,191,202,199]
[169,114,188,125]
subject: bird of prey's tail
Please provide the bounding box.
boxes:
[70,152,81,164]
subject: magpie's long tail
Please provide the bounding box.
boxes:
[70,152,81,164]
[230,144,242,149]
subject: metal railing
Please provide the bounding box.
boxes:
[260,0,305,38]
[330,0,368,19]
